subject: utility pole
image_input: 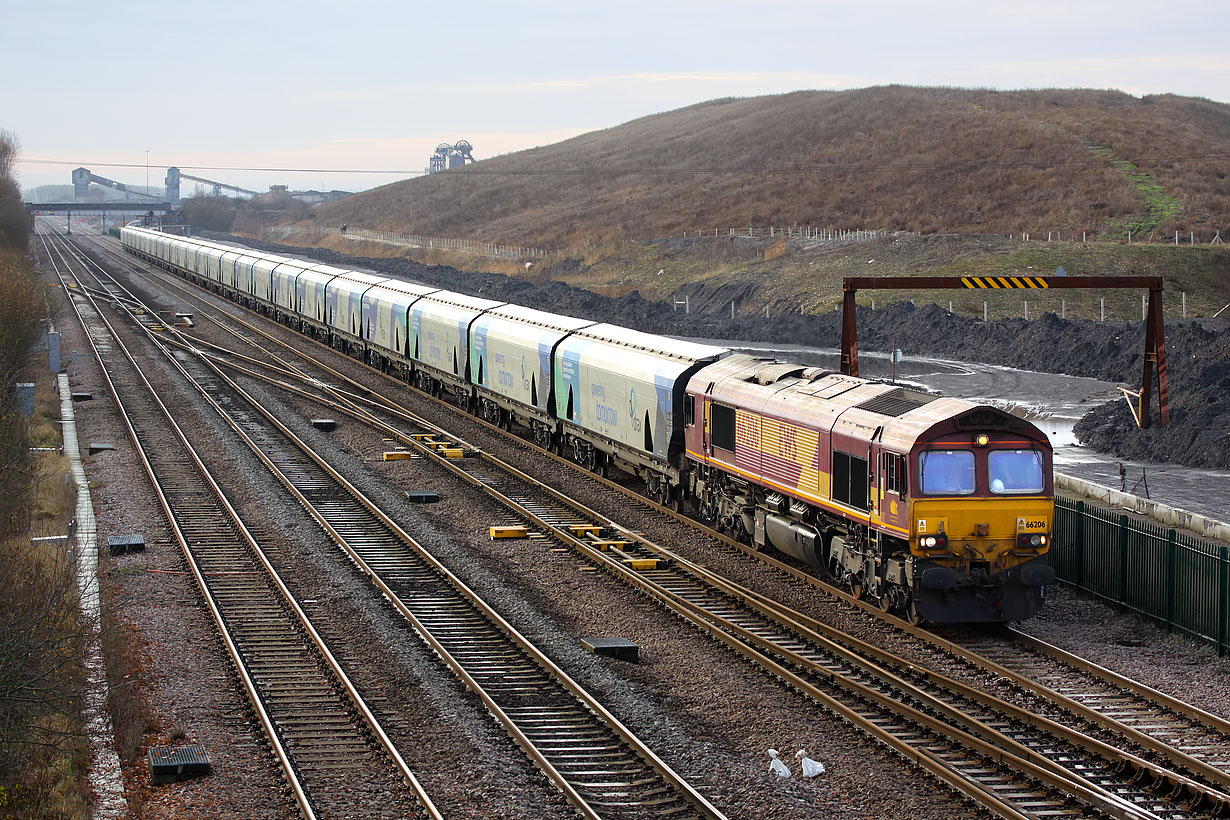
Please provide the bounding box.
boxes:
[145,149,150,196]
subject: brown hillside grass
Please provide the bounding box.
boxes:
[316,87,1229,246]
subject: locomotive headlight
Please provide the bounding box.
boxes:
[922,536,936,547]
[974,433,990,446]
[1030,534,1042,546]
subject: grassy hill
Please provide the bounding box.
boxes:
[315,86,1230,247]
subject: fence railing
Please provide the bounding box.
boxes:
[1052,495,1230,655]
[1008,230,1223,246]
[679,226,909,241]
[264,225,552,261]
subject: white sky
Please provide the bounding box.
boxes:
[6,0,1228,197]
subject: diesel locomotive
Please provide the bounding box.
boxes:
[121,225,1055,623]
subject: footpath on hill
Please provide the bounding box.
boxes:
[210,233,1230,471]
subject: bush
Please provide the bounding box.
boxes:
[182,195,237,232]
[0,131,27,252]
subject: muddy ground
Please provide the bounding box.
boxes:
[208,233,1230,470]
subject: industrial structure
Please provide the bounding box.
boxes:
[427,140,475,174]
[164,167,260,202]
[72,167,162,201]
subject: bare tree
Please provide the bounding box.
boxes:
[0,130,27,250]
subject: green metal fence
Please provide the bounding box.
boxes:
[1052,496,1230,655]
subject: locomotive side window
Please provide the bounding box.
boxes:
[711,403,736,452]
[920,450,975,495]
[989,450,1044,494]
[684,395,695,427]
[884,453,904,494]
[833,451,870,511]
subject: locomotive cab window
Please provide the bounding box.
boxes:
[989,449,1045,494]
[920,450,975,495]
[684,395,695,427]
[711,403,736,452]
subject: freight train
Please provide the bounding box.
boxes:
[121,225,1055,623]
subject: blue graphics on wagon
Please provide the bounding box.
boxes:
[472,305,594,414]
[412,291,504,379]
[554,324,728,460]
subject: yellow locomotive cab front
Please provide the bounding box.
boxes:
[906,443,1056,622]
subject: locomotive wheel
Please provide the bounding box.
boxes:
[847,573,865,600]
[877,588,893,612]
[904,598,924,626]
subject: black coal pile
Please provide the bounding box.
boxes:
[210,234,1230,469]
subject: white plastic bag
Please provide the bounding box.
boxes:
[767,748,791,778]
[796,749,825,777]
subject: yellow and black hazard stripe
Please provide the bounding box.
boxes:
[960,276,1050,289]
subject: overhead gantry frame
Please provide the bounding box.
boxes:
[839,275,1169,428]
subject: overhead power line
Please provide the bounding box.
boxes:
[15,152,1230,178]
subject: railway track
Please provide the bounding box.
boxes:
[69,225,1230,819]
[38,226,441,820]
[47,223,726,820]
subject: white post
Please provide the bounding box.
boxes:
[871,299,875,310]
[770,226,774,237]
[1175,231,1180,245]
[1061,299,1065,319]
[1183,291,1187,318]
[1083,231,1086,244]
[948,300,952,313]
[984,301,988,322]
[1128,230,1132,244]
[1142,294,1147,321]
[1100,297,1105,321]
[731,300,735,318]
[1025,300,1029,320]
[686,295,690,315]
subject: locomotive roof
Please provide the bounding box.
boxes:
[695,354,1045,452]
